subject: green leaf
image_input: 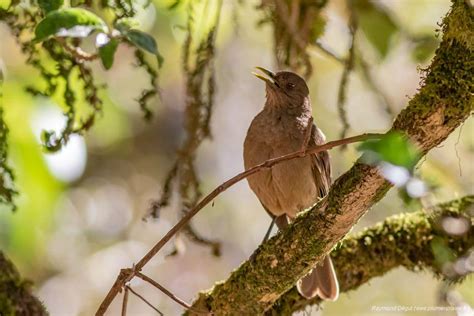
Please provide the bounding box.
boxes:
[114,18,163,67]
[98,37,119,70]
[125,30,157,54]
[115,17,140,32]
[35,8,108,42]
[358,132,420,171]
[38,0,63,13]
[354,0,398,59]
[124,30,164,67]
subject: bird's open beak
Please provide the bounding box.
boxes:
[252,67,277,87]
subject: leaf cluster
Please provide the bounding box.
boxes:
[0,0,165,209]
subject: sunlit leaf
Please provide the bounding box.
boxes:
[354,0,398,58]
[358,132,420,171]
[55,25,98,37]
[98,37,119,70]
[0,0,11,9]
[38,0,63,13]
[35,8,107,42]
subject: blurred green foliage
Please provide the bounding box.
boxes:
[0,75,17,212]
[38,0,63,13]
[0,82,62,264]
[353,0,398,59]
[359,132,420,171]
[0,1,162,156]
[0,0,166,213]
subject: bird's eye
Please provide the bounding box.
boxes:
[286,82,295,89]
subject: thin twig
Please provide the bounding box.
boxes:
[56,38,98,62]
[289,0,300,28]
[337,6,357,141]
[272,0,315,77]
[121,287,129,316]
[136,272,209,314]
[454,123,464,177]
[95,132,382,315]
[126,286,164,316]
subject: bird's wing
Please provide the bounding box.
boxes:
[309,123,331,198]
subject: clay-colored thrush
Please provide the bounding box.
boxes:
[243,67,339,300]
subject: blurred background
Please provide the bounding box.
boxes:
[0,0,472,315]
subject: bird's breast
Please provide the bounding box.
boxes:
[243,112,317,217]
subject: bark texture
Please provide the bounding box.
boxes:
[188,1,473,314]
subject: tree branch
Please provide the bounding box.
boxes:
[267,196,474,315]
[0,251,47,315]
[96,133,380,315]
[188,1,473,314]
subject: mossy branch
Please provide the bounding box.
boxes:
[0,252,47,315]
[188,1,473,314]
[268,196,474,315]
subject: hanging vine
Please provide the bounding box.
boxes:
[258,0,328,78]
[0,71,17,211]
[148,0,223,256]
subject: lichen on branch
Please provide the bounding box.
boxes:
[268,196,474,315]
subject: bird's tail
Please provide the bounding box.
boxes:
[297,256,339,301]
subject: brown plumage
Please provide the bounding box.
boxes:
[243,67,339,301]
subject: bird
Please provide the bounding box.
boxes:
[243,67,339,301]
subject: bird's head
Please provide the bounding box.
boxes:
[253,67,310,108]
